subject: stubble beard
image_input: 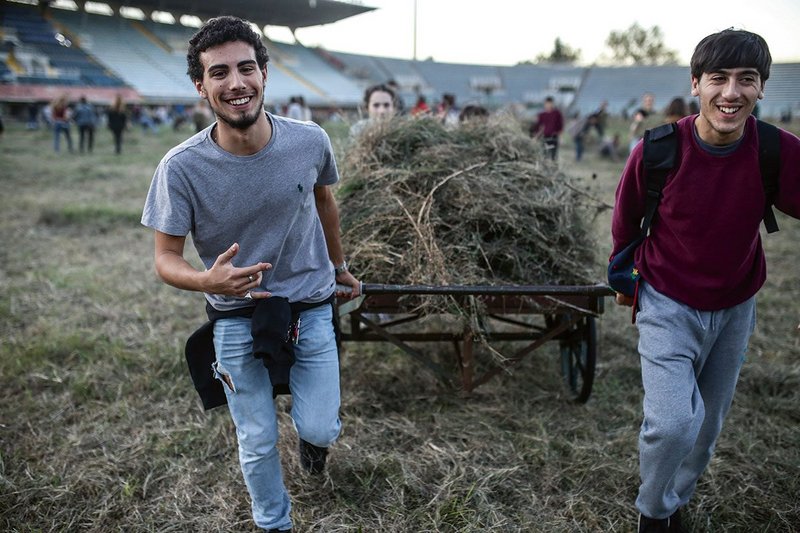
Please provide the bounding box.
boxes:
[213,92,265,131]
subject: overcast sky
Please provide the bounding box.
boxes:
[264,0,800,66]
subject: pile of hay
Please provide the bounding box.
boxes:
[338,115,602,294]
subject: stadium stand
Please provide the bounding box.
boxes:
[761,63,800,119]
[50,9,197,101]
[500,63,584,108]
[1,3,126,87]
[1,0,798,120]
[572,65,691,117]
[268,40,363,106]
[411,60,505,108]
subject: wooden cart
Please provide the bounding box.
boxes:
[337,283,615,403]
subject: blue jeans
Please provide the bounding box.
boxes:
[212,303,341,531]
[635,282,755,519]
[53,121,73,152]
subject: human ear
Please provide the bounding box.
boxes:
[690,76,699,97]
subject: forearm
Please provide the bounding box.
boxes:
[315,186,361,297]
[315,187,346,266]
[154,249,208,292]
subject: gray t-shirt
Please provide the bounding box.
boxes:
[141,113,339,310]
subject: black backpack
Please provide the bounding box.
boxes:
[607,119,781,300]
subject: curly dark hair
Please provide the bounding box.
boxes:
[691,28,771,82]
[186,16,270,82]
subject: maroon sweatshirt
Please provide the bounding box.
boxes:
[532,109,564,137]
[611,115,800,310]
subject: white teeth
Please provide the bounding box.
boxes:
[719,106,739,114]
[228,97,250,105]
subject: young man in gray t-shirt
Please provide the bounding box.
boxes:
[141,16,359,533]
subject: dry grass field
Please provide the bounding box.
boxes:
[1,116,798,532]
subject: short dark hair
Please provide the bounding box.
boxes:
[186,16,269,82]
[363,83,395,106]
[690,28,771,82]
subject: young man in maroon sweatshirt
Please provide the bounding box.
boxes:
[610,29,800,532]
[530,96,564,161]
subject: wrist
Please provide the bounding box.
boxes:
[333,260,348,276]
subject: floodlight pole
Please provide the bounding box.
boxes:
[413,0,418,61]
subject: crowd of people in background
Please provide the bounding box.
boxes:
[16,93,216,154]
[5,85,740,168]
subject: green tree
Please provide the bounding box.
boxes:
[605,23,679,65]
[534,37,581,64]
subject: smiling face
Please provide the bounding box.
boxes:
[195,40,267,131]
[691,67,765,145]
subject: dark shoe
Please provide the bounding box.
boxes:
[668,509,687,533]
[638,510,685,533]
[638,514,669,533]
[299,438,328,474]
[266,529,291,533]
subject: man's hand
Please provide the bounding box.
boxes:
[335,270,361,299]
[203,243,272,299]
[615,292,634,307]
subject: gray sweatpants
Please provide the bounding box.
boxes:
[634,281,756,519]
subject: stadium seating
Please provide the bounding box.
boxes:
[50,9,196,100]
[574,65,690,116]
[1,4,798,119]
[1,3,126,87]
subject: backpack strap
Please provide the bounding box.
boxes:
[756,119,781,233]
[641,122,678,235]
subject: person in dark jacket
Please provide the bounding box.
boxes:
[74,95,98,153]
[106,95,127,155]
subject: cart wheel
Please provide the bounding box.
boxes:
[559,316,597,403]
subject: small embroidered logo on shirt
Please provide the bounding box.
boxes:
[631,268,639,279]
[297,184,303,192]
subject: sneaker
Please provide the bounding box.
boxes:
[299,439,328,474]
[266,530,291,533]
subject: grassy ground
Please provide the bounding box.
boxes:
[0,117,798,532]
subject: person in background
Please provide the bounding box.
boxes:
[628,92,655,153]
[437,93,459,128]
[663,97,688,124]
[141,16,360,533]
[590,99,609,137]
[50,94,73,153]
[107,94,127,155]
[26,102,40,130]
[529,96,564,161]
[458,104,489,123]
[74,95,98,154]
[411,94,430,116]
[192,99,212,133]
[610,28,800,532]
[349,83,396,137]
[286,96,311,121]
[570,113,592,162]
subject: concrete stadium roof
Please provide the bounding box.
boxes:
[102,0,375,28]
